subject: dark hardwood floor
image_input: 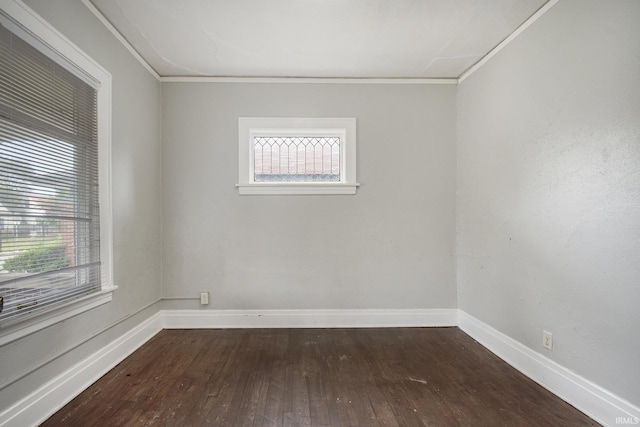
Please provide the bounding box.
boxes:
[42,328,599,426]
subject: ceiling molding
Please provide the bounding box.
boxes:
[83,0,557,86]
[82,0,161,81]
[159,76,458,85]
[81,1,456,85]
[458,0,560,83]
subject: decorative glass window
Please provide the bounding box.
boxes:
[253,136,341,182]
[237,118,358,195]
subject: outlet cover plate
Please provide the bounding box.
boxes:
[543,330,553,350]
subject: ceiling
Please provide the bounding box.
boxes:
[88,0,550,79]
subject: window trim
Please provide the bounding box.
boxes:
[0,0,114,342]
[237,117,358,195]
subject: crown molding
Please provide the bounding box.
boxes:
[83,0,559,85]
[160,76,458,84]
[458,0,560,83]
[81,0,161,81]
[81,1,456,85]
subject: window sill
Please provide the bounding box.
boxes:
[236,183,360,195]
[0,286,117,346]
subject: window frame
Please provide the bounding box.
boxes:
[237,117,358,195]
[0,0,113,345]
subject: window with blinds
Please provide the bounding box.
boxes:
[0,21,101,324]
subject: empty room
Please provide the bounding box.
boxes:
[0,0,638,425]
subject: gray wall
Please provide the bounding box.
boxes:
[0,0,163,410]
[3,0,638,418]
[457,0,640,406]
[162,83,457,310]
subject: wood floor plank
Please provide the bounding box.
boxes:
[41,327,601,426]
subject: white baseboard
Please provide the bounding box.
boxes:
[0,312,163,427]
[0,308,455,427]
[458,310,640,427]
[160,308,458,329]
[2,308,638,427]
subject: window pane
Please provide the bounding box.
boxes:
[254,136,340,182]
[0,120,101,322]
[0,21,100,324]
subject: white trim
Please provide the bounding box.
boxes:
[97,59,114,294]
[56,1,460,85]
[0,13,98,88]
[236,183,359,196]
[80,0,161,81]
[0,0,112,88]
[161,308,458,329]
[458,311,640,427]
[80,0,560,85]
[0,308,453,426]
[161,76,458,84]
[79,0,560,85]
[0,288,115,346]
[238,117,358,195]
[0,0,114,334]
[76,0,457,86]
[0,312,162,427]
[458,0,560,83]
[2,309,638,427]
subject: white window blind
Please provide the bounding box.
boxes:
[0,21,101,324]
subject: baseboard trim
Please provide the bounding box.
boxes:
[2,309,638,427]
[0,312,163,427]
[458,310,639,427]
[161,308,459,329]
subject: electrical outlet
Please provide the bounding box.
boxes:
[543,330,553,350]
[200,292,209,305]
